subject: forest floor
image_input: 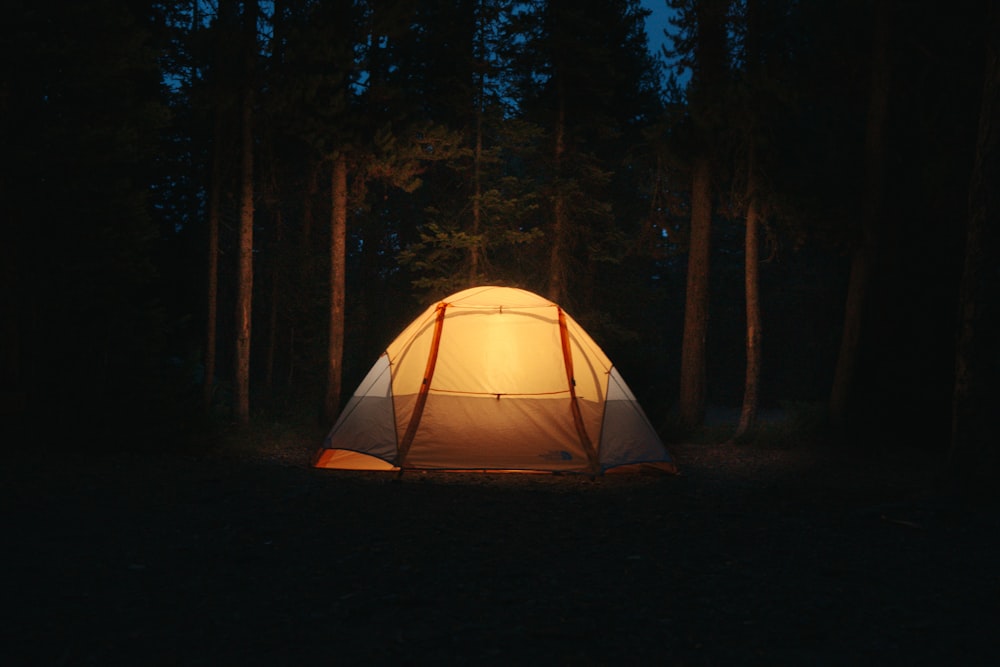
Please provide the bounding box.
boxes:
[3,418,999,666]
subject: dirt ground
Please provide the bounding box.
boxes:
[3,433,998,666]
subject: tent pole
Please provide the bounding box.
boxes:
[557,308,601,476]
[396,302,448,468]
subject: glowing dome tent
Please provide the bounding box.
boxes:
[314,286,676,474]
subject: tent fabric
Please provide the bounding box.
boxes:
[313,286,676,474]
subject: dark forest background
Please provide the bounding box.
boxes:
[2,0,997,487]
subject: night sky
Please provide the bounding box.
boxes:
[641,0,674,58]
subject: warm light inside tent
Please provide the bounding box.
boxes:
[315,286,677,474]
[484,310,524,394]
[434,305,567,398]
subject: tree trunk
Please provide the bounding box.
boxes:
[829,235,873,426]
[731,0,764,443]
[733,151,763,442]
[203,0,238,415]
[829,0,890,429]
[302,161,319,247]
[324,152,348,423]
[950,3,1000,490]
[547,93,567,305]
[203,109,222,414]
[678,155,712,429]
[677,0,727,431]
[232,0,257,426]
[264,206,283,391]
[470,93,483,284]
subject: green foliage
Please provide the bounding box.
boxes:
[364,122,470,194]
[3,0,988,462]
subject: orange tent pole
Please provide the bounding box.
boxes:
[557,307,601,475]
[396,302,448,467]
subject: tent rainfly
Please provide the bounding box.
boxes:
[313,286,676,474]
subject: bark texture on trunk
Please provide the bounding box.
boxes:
[678,155,712,429]
[233,0,257,425]
[203,0,239,415]
[324,153,348,423]
[732,0,763,443]
[547,95,567,305]
[264,207,283,390]
[677,0,727,431]
[203,111,222,414]
[734,155,762,442]
[470,98,483,283]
